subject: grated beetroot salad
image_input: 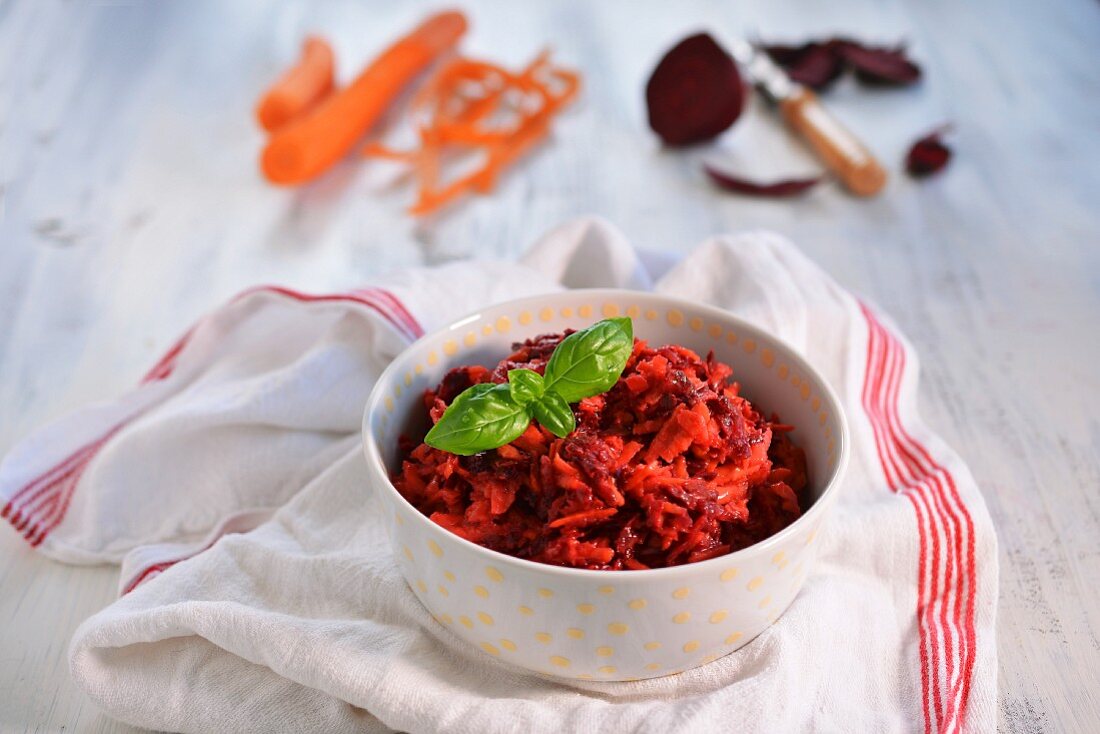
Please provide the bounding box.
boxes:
[393,332,808,570]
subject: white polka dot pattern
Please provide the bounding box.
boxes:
[388,487,824,680]
[364,291,848,681]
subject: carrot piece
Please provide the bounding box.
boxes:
[475,116,551,191]
[548,508,618,529]
[466,70,580,193]
[364,50,580,215]
[261,10,468,186]
[359,141,424,162]
[255,36,336,133]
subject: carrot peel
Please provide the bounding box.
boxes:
[364,51,580,215]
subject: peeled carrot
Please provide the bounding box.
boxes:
[255,36,336,133]
[261,10,468,186]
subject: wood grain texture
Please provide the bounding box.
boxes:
[1,0,1097,731]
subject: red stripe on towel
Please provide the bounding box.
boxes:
[364,287,425,338]
[4,286,422,549]
[3,425,124,547]
[121,559,176,594]
[875,312,976,732]
[140,327,196,383]
[859,302,977,733]
[121,532,227,595]
[141,286,421,383]
[861,312,936,733]
[245,286,420,341]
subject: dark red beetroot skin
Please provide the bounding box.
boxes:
[704,163,821,198]
[761,41,846,90]
[906,127,951,176]
[837,41,921,86]
[393,332,808,571]
[762,38,921,89]
[646,33,745,146]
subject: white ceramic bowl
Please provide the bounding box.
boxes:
[363,290,849,681]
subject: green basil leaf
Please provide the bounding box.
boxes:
[543,317,634,403]
[422,318,634,456]
[508,368,544,406]
[424,383,531,456]
[531,392,576,438]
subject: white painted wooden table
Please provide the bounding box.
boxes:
[1,0,1098,731]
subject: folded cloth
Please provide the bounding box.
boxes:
[1,218,998,733]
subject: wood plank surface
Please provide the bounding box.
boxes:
[1,0,1097,731]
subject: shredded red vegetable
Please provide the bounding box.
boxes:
[906,126,952,176]
[393,332,808,570]
[704,163,821,198]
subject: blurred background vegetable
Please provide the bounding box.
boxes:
[363,51,580,215]
[259,10,468,185]
[906,125,952,176]
[645,33,744,146]
[254,36,335,133]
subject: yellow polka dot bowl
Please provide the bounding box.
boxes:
[363,290,849,681]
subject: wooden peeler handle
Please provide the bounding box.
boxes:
[779,87,887,197]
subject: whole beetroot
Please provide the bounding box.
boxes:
[645,33,744,146]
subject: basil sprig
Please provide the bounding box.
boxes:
[424,317,633,455]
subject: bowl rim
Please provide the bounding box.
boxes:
[363,288,850,581]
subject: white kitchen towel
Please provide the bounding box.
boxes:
[1,218,997,733]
